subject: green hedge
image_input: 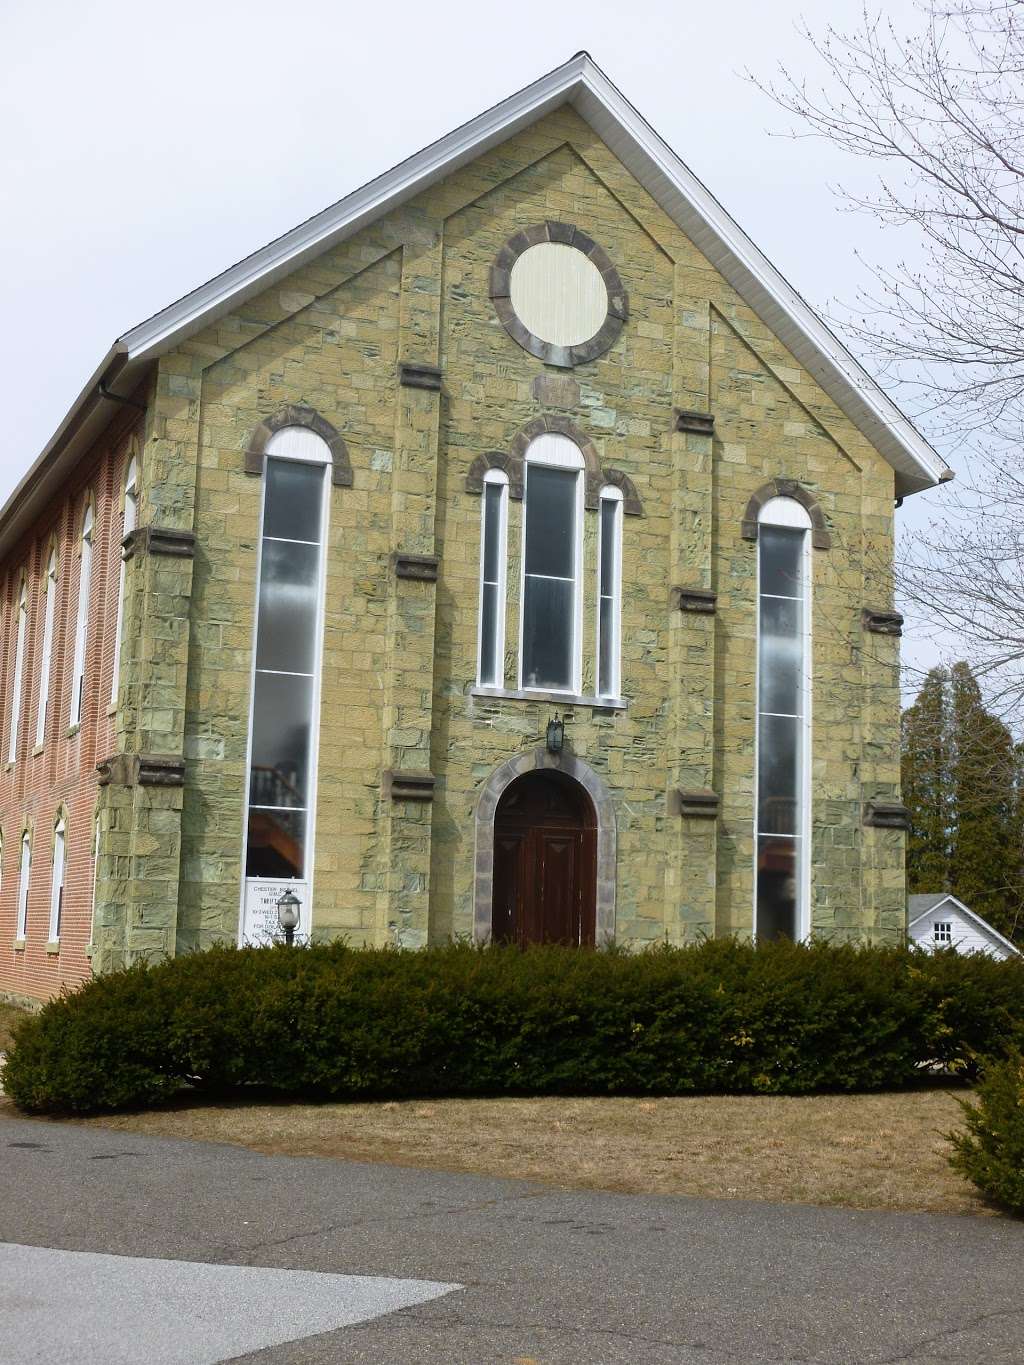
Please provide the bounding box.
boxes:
[4,938,1024,1114]
[948,1050,1024,1214]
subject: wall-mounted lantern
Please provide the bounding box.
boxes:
[546,713,564,755]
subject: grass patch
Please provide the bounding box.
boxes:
[15,1085,989,1215]
[0,1003,30,1053]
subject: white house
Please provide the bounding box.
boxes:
[908,894,1022,960]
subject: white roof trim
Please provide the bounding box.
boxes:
[908,893,1022,957]
[3,52,950,558]
[116,52,947,497]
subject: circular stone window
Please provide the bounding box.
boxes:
[489,224,628,367]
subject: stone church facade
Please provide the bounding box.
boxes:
[0,56,949,1003]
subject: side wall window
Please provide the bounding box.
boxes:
[49,815,66,942]
[7,575,27,764]
[596,487,623,699]
[243,426,330,913]
[16,830,30,940]
[519,434,584,693]
[755,496,811,942]
[111,456,138,705]
[70,499,94,728]
[477,471,508,686]
[35,549,58,749]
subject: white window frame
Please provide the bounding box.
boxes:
[476,470,509,687]
[111,456,138,706]
[239,427,331,945]
[49,816,66,943]
[596,486,623,700]
[70,499,94,729]
[8,575,27,765]
[16,831,30,941]
[934,920,953,945]
[35,548,58,749]
[753,495,812,942]
[517,433,585,696]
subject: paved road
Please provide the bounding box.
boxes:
[1,1112,1022,1363]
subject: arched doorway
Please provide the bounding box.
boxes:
[492,770,597,946]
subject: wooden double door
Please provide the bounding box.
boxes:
[492,771,597,947]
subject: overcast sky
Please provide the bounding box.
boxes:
[0,0,954,687]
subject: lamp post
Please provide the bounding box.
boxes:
[276,889,301,947]
[546,713,564,754]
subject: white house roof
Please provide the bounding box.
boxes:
[908,892,1022,957]
[1,53,952,560]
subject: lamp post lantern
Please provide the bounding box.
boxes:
[276,889,301,947]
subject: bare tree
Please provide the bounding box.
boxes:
[757,2,1024,718]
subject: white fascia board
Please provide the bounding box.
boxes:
[571,61,949,496]
[120,53,947,497]
[907,893,957,929]
[120,57,593,364]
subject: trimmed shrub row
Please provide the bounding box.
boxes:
[4,938,1024,1115]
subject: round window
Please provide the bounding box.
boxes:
[490,225,627,367]
[510,243,608,347]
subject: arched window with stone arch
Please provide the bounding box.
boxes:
[518,433,585,694]
[240,424,332,943]
[111,450,138,706]
[35,544,58,749]
[48,810,67,944]
[70,495,94,728]
[477,469,508,687]
[7,572,28,764]
[754,495,812,943]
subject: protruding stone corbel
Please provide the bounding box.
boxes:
[385,771,436,801]
[862,607,904,637]
[399,362,443,391]
[675,788,720,818]
[122,527,196,560]
[392,552,439,582]
[97,753,186,788]
[673,586,717,614]
[863,800,911,830]
[674,409,715,436]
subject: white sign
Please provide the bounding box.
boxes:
[241,878,308,946]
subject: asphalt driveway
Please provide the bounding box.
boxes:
[1,1110,1021,1363]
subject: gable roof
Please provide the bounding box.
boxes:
[1,53,952,560]
[908,893,1022,957]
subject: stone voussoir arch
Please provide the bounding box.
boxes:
[472,747,617,945]
[740,477,831,550]
[243,404,353,488]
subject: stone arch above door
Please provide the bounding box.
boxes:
[473,748,616,944]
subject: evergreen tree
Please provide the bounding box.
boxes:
[901,664,1024,946]
[901,667,950,894]
[949,664,1024,944]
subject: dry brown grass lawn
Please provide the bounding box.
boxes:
[25,1086,987,1215]
[0,1002,29,1052]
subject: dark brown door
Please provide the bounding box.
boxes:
[492,771,597,946]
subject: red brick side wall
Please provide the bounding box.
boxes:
[0,410,143,1004]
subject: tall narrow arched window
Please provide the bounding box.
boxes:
[110,455,138,706]
[16,830,30,941]
[477,470,508,686]
[241,426,330,942]
[518,434,584,693]
[755,496,812,942]
[70,499,94,728]
[596,486,623,699]
[7,575,27,764]
[49,815,66,943]
[35,548,58,749]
